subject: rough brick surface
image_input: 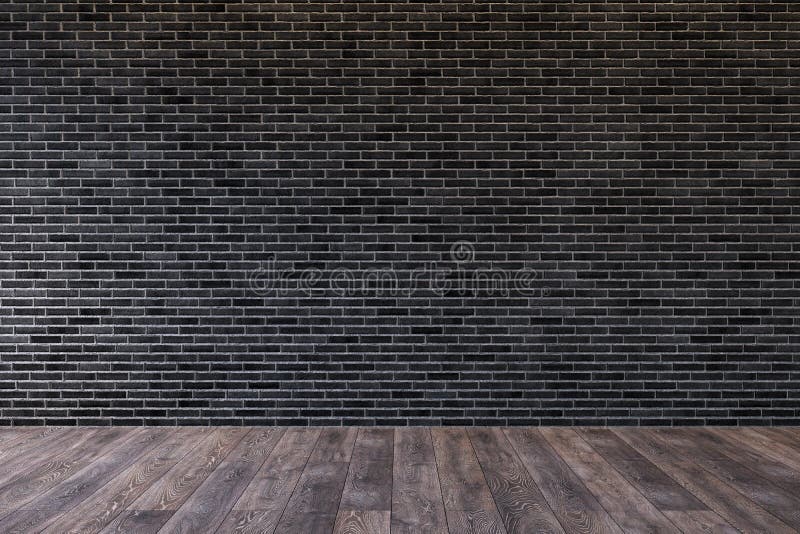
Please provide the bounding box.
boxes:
[1,1,799,425]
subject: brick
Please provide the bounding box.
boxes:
[0,0,798,426]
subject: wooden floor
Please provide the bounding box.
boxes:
[0,428,798,533]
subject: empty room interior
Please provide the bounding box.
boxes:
[1,0,800,533]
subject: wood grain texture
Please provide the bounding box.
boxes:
[0,428,61,463]
[331,431,393,534]
[158,428,285,534]
[713,427,800,472]
[102,510,173,533]
[652,428,800,528]
[272,428,358,534]
[308,427,359,464]
[576,428,708,512]
[0,429,139,515]
[0,428,166,533]
[504,428,622,534]
[275,462,351,534]
[577,428,738,533]
[432,428,507,534]
[218,427,321,534]
[693,428,800,493]
[40,427,207,534]
[0,427,91,488]
[0,428,132,514]
[0,427,65,452]
[467,427,563,534]
[541,428,679,533]
[123,427,249,511]
[757,428,800,453]
[391,428,448,534]
[0,427,797,534]
[661,510,739,534]
[0,428,36,447]
[615,428,796,534]
[338,428,393,511]
[333,510,390,534]
[101,427,250,534]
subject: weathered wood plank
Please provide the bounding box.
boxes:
[661,510,739,534]
[713,427,800,472]
[0,428,49,457]
[0,428,133,514]
[334,429,393,534]
[541,428,679,533]
[40,427,208,534]
[615,428,796,534]
[218,427,321,534]
[0,427,66,462]
[0,428,167,533]
[699,428,800,489]
[467,427,563,534]
[758,428,800,454]
[100,427,249,534]
[432,427,507,534]
[504,428,622,534]
[339,428,393,511]
[653,428,800,528]
[576,428,708,513]
[158,428,285,534]
[121,427,248,511]
[0,428,89,487]
[272,428,357,534]
[333,510,390,534]
[391,428,448,534]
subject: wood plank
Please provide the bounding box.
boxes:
[338,428,393,511]
[758,428,800,453]
[0,428,132,513]
[217,427,321,534]
[653,428,800,528]
[310,427,359,463]
[334,429,393,534]
[119,427,249,510]
[0,428,167,533]
[391,427,448,534]
[333,510,390,534]
[504,428,622,534]
[681,428,800,489]
[467,427,564,534]
[661,510,739,534]
[615,428,796,534]
[541,428,679,533]
[577,428,737,534]
[446,510,514,534]
[100,510,172,533]
[0,428,41,452]
[271,427,358,534]
[0,427,84,486]
[158,428,285,534]
[39,427,208,534]
[713,427,800,472]
[431,427,507,534]
[100,427,249,534]
[576,428,708,512]
[0,427,66,463]
[707,427,800,477]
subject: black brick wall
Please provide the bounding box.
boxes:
[1,0,799,426]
